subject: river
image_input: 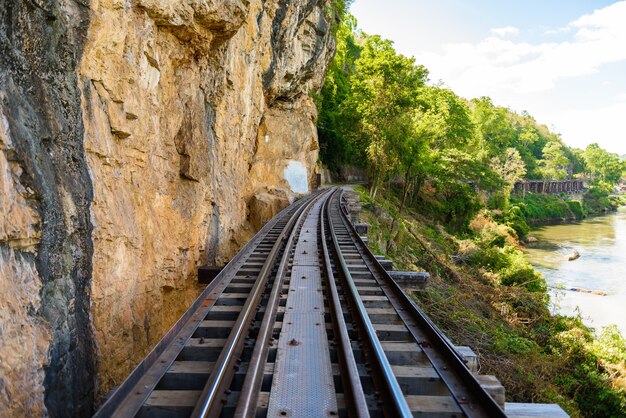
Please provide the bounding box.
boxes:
[525,206,626,335]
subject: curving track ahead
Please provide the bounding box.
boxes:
[94,187,507,418]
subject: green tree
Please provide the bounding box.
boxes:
[398,87,474,208]
[431,149,500,231]
[566,147,587,178]
[387,106,443,236]
[583,143,625,188]
[347,34,428,197]
[470,97,516,157]
[490,147,527,206]
[539,141,569,190]
[417,87,475,151]
[317,14,362,168]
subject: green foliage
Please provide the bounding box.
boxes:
[347,34,428,196]
[511,194,582,222]
[470,96,517,156]
[320,10,626,416]
[318,10,624,232]
[461,242,545,291]
[500,205,531,238]
[583,143,625,186]
[548,321,626,416]
[583,187,613,214]
[325,0,353,34]
[540,140,570,181]
[493,327,540,354]
[319,13,625,204]
[590,325,626,365]
[317,14,363,169]
[565,200,584,219]
[490,148,527,188]
[422,149,500,231]
[499,249,545,292]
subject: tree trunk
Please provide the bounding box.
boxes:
[412,174,425,206]
[369,181,378,199]
[388,167,412,246]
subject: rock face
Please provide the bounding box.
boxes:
[0,0,334,416]
[0,1,96,416]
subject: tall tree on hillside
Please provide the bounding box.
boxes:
[470,97,516,157]
[347,35,428,197]
[389,106,443,232]
[397,87,475,207]
[490,148,527,206]
[565,147,586,178]
[389,87,476,235]
[583,143,625,189]
[317,14,362,168]
[432,149,500,231]
[514,126,542,178]
[539,141,569,191]
[418,87,475,151]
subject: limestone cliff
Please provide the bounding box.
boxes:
[0,0,334,416]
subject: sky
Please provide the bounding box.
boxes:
[350,0,626,155]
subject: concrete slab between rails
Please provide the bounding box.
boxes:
[389,271,429,291]
[505,402,570,418]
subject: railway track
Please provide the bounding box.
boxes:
[94,187,508,418]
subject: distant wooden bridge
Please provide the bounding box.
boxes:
[513,180,585,195]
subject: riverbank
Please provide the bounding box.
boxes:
[354,185,626,417]
[509,191,626,230]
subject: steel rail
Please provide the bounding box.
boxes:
[190,191,318,418]
[233,189,330,418]
[320,189,370,418]
[335,189,508,418]
[92,192,316,418]
[326,191,413,418]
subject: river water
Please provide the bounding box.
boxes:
[526,206,626,335]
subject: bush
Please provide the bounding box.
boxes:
[499,249,546,292]
[493,328,540,354]
[511,194,582,222]
[500,205,530,239]
[565,200,584,219]
[583,187,615,214]
[487,192,508,210]
[548,322,626,416]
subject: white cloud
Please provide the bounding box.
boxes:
[420,1,626,97]
[544,26,571,36]
[412,1,626,153]
[490,26,519,37]
[548,102,626,154]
